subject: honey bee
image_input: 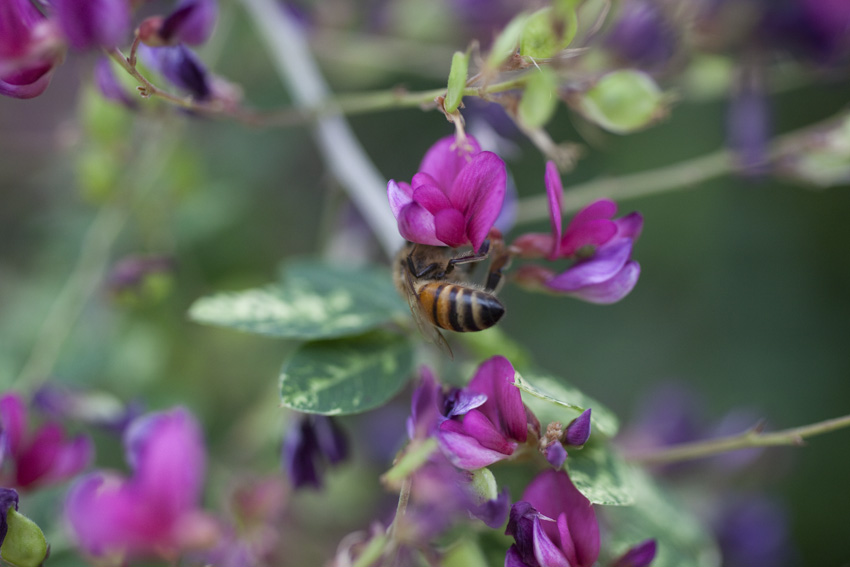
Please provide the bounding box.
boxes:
[394,236,509,352]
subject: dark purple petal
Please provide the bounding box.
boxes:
[282,414,321,488]
[546,239,634,291]
[545,441,567,469]
[727,66,771,176]
[472,487,511,528]
[159,0,218,46]
[434,208,468,248]
[506,545,535,567]
[442,388,487,419]
[564,409,592,446]
[94,56,136,108]
[398,202,441,246]
[450,151,507,252]
[467,356,527,443]
[418,135,482,193]
[0,488,19,546]
[407,367,442,440]
[612,539,657,567]
[614,212,644,241]
[550,260,641,304]
[532,516,570,567]
[544,161,563,259]
[139,44,211,100]
[312,416,348,464]
[506,501,540,567]
[387,180,413,219]
[52,0,131,50]
[605,0,675,68]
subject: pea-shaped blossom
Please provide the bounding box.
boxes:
[50,0,131,51]
[0,393,92,490]
[388,135,507,252]
[282,413,348,489]
[0,0,64,99]
[65,408,217,560]
[514,161,643,304]
[506,470,600,567]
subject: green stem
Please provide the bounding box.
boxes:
[626,413,850,466]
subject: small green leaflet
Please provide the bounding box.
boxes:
[188,261,407,340]
[280,331,415,415]
[514,372,620,437]
[567,443,636,506]
[604,468,720,567]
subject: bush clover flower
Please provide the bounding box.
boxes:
[506,469,600,567]
[540,408,592,469]
[387,134,507,252]
[611,538,658,567]
[514,161,643,304]
[65,407,218,560]
[50,0,131,51]
[0,392,92,491]
[0,0,65,99]
[281,413,348,489]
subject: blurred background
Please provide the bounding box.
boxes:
[1,0,849,565]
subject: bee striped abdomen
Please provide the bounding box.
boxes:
[417,282,505,332]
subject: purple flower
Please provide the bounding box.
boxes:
[564,409,592,447]
[0,393,92,490]
[711,493,794,567]
[506,470,600,567]
[282,414,348,489]
[94,56,137,108]
[438,356,530,470]
[727,65,771,176]
[388,135,507,252]
[50,0,131,50]
[611,539,657,567]
[544,441,567,469]
[65,408,218,559]
[0,488,19,546]
[605,0,676,69]
[32,383,143,435]
[0,0,64,99]
[159,0,218,45]
[139,44,211,100]
[514,162,643,304]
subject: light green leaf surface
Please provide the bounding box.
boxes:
[280,331,414,415]
[567,443,636,506]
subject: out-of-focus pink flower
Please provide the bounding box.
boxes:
[0,393,92,490]
[514,162,643,304]
[611,538,657,567]
[50,0,131,50]
[387,135,507,252]
[159,0,218,45]
[505,470,600,567]
[0,0,64,99]
[65,408,218,560]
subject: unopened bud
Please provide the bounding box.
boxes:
[574,70,664,134]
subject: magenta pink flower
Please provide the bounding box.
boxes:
[0,0,64,99]
[514,162,643,304]
[388,135,507,252]
[506,470,600,567]
[65,408,217,560]
[50,0,131,50]
[0,393,92,490]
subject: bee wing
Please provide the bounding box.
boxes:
[403,272,453,358]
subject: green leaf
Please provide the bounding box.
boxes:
[280,331,415,415]
[604,469,720,567]
[514,372,620,437]
[445,51,469,114]
[0,509,48,567]
[567,443,636,506]
[189,261,407,340]
[518,67,559,128]
[576,70,664,134]
[519,7,578,59]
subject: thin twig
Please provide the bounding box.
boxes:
[626,413,850,466]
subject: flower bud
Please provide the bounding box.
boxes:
[444,51,469,114]
[574,70,664,134]
[544,440,567,468]
[564,408,592,446]
[0,506,48,567]
[159,0,218,46]
[519,6,577,59]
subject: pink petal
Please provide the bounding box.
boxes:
[438,429,514,470]
[15,423,63,487]
[568,199,617,227]
[545,161,563,259]
[512,233,558,259]
[45,435,93,485]
[546,239,633,291]
[398,203,442,246]
[450,152,507,252]
[418,135,482,192]
[387,180,413,219]
[615,212,644,240]
[561,219,618,256]
[434,208,468,248]
[557,513,579,567]
[532,516,571,567]
[468,356,527,443]
[0,65,55,99]
[412,184,453,214]
[554,260,641,304]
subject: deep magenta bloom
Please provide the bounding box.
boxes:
[65,408,216,559]
[282,413,348,489]
[506,470,600,567]
[611,538,657,567]
[50,0,131,50]
[159,0,218,45]
[0,0,64,99]
[388,135,507,252]
[0,393,92,490]
[514,162,643,304]
[564,409,592,447]
[438,356,529,470]
[139,44,211,100]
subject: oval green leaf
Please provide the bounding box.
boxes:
[514,371,619,437]
[567,443,636,506]
[189,262,407,340]
[280,331,415,415]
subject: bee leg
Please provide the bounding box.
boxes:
[444,239,491,276]
[407,251,446,279]
[483,236,511,293]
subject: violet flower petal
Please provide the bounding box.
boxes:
[387,180,413,218]
[567,199,617,227]
[545,441,567,469]
[0,394,26,456]
[467,356,527,443]
[506,545,533,567]
[442,410,516,454]
[398,202,441,246]
[0,488,19,546]
[418,135,482,193]
[159,0,217,46]
[0,64,56,99]
[94,56,136,108]
[546,239,634,291]
[312,416,348,465]
[139,44,211,100]
[612,539,658,567]
[564,409,592,447]
[52,0,131,50]
[614,212,644,240]
[472,487,511,528]
[545,161,563,259]
[434,208,468,248]
[407,367,442,440]
[551,260,641,304]
[450,151,506,252]
[412,184,453,214]
[439,423,515,470]
[442,388,487,419]
[532,516,571,567]
[560,218,618,256]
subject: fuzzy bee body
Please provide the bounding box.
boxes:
[413,281,505,332]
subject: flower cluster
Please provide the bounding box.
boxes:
[0,0,217,101]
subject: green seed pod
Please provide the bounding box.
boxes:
[0,509,48,567]
[486,12,529,70]
[469,467,499,503]
[519,6,578,60]
[576,70,664,134]
[519,67,559,128]
[445,51,469,114]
